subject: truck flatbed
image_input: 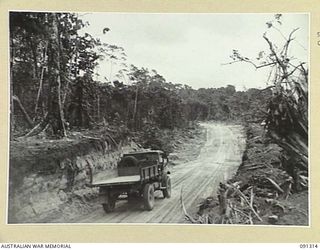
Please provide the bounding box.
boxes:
[92,150,171,212]
[92,175,141,187]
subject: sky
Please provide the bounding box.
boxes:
[80,13,309,90]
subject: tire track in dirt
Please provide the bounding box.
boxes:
[76,123,246,223]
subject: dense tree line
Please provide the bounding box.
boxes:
[10,12,270,139]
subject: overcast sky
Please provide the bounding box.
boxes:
[81,13,309,90]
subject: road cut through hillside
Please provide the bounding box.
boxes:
[76,122,246,223]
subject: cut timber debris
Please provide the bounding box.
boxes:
[226,183,262,222]
[265,177,284,193]
[180,187,197,223]
[193,123,308,225]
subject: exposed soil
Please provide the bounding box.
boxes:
[69,122,245,223]
[10,121,307,225]
[8,127,135,223]
[196,123,309,226]
[8,124,208,223]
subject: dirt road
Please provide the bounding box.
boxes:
[77,123,246,223]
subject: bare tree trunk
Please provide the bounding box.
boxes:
[34,66,45,118]
[133,85,138,129]
[76,80,83,127]
[24,113,49,137]
[10,32,14,139]
[13,95,33,128]
[55,14,67,137]
[124,102,130,127]
[97,93,100,122]
[34,42,48,119]
[46,13,67,137]
[28,36,39,79]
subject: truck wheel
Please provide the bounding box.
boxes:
[102,194,116,213]
[102,200,115,213]
[143,184,155,211]
[162,176,171,198]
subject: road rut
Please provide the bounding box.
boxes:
[77,123,246,223]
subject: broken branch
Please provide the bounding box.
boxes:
[226,183,263,221]
[180,187,197,223]
[13,95,34,128]
[265,177,284,193]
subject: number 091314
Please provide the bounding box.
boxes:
[300,244,318,248]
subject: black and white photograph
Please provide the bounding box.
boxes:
[8,12,309,225]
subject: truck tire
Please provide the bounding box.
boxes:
[162,176,171,198]
[102,193,117,213]
[102,200,116,213]
[143,184,155,211]
[119,156,139,168]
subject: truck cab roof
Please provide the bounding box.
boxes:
[124,150,164,156]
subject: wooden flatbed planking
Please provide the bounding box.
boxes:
[92,175,141,187]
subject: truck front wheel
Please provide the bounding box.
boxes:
[162,176,171,198]
[102,194,117,213]
[102,200,115,213]
[143,184,155,211]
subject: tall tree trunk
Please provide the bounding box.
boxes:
[76,80,83,127]
[97,93,100,122]
[34,42,48,119]
[28,36,39,79]
[34,66,45,119]
[10,32,14,139]
[133,85,138,129]
[47,14,66,137]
